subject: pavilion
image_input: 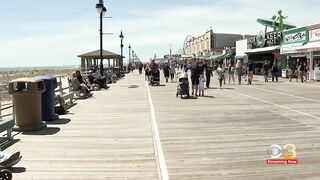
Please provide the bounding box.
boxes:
[78,49,124,71]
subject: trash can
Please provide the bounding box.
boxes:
[8,77,47,131]
[36,75,59,121]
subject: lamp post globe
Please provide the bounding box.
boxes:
[132,50,135,67]
[128,44,131,65]
[96,1,106,76]
[119,31,124,70]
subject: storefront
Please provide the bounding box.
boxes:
[297,24,320,80]
[280,27,308,74]
[245,30,284,74]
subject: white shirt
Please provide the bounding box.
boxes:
[199,76,206,90]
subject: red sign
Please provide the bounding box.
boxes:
[266,159,298,164]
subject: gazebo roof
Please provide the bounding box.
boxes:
[78,49,124,59]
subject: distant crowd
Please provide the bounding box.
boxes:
[139,58,320,97]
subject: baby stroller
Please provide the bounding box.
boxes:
[149,69,160,86]
[176,75,189,98]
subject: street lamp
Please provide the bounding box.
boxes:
[96,1,107,76]
[128,44,131,66]
[132,50,135,67]
[119,31,124,70]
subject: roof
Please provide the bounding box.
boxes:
[78,49,124,59]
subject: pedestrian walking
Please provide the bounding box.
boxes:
[217,67,224,89]
[288,67,293,82]
[247,60,254,85]
[262,60,269,82]
[304,63,308,82]
[163,63,170,83]
[205,62,213,88]
[223,66,228,85]
[188,61,197,96]
[298,63,307,83]
[235,60,243,85]
[228,63,235,85]
[138,63,143,74]
[271,62,278,82]
[170,64,176,82]
[145,64,150,81]
[199,74,206,96]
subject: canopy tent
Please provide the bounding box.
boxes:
[78,49,124,71]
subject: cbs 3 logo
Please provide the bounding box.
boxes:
[267,144,297,159]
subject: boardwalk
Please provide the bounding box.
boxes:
[4,71,320,179]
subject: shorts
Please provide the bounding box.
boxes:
[191,76,199,85]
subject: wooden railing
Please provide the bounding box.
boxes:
[0,74,70,119]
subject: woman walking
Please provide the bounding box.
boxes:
[235,60,243,85]
[228,63,235,85]
[217,67,224,89]
[170,64,176,82]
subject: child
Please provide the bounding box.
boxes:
[199,74,206,96]
[217,67,224,89]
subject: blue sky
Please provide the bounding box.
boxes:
[0,0,320,67]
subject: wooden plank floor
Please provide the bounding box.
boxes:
[149,71,320,180]
[5,72,158,180]
[3,70,320,179]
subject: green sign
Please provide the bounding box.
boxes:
[283,27,308,44]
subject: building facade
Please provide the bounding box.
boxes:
[186,30,243,57]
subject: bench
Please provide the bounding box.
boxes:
[0,118,14,139]
[55,81,75,108]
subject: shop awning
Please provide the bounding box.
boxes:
[280,42,304,54]
[244,46,280,54]
[296,41,320,52]
[235,54,247,58]
[181,55,193,58]
[210,54,225,61]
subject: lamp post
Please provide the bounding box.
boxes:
[132,50,135,67]
[119,31,124,70]
[128,44,131,66]
[96,1,107,76]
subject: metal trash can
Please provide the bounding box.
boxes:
[8,77,47,131]
[36,75,59,121]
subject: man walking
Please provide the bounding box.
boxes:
[205,62,213,88]
[247,60,254,85]
[271,62,278,82]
